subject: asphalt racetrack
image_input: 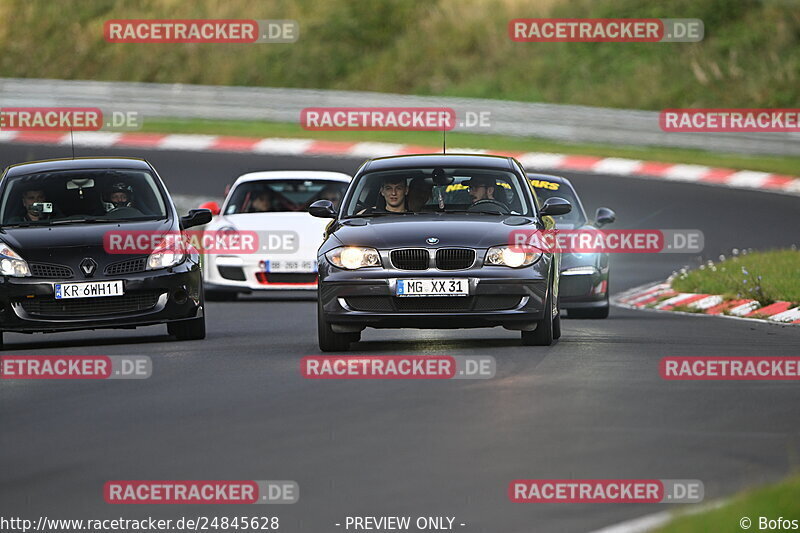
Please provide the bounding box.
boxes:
[1,143,799,533]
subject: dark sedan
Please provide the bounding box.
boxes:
[528,174,615,318]
[309,154,571,351]
[0,157,211,348]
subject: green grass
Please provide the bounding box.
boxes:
[653,475,800,533]
[1,0,799,110]
[671,249,800,305]
[143,118,800,176]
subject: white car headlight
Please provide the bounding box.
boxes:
[326,246,381,270]
[0,242,30,277]
[146,235,186,270]
[485,245,542,268]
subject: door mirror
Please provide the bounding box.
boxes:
[309,199,338,219]
[539,197,572,217]
[595,207,616,228]
[181,208,213,230]
[198,201,220,216]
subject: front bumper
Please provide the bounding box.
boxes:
[319,269,550,330]
[0,267,203,334]
[203,254,318,292]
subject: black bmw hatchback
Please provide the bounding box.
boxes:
[309,154,571,351]
[0,157,211,348]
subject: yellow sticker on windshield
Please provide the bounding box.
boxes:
[529,179,560,190]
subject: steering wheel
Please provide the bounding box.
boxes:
[106,206,144,218]
[467,199,509,214]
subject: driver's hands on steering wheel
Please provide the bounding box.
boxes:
[467,199,509,214]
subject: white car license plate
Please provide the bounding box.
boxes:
[265,260,317,273]
[54,280,124,299]
[396,279,469,297]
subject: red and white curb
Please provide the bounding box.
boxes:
[2,131,800,197]
[614,282,800,325]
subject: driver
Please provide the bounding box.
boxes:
[465,176,498,205]
[104,182,134,211]
[19,188,51,222]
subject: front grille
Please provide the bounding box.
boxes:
[435,248,475,270]
[258,273,318,284]
[395,297,474,311]
[105,257,147,275]
[391,249,429,270]
[19,290,162,318]
[473,295,522,310]
[345,295,522,313]
[29,263,73,279]
[345,296,395,312]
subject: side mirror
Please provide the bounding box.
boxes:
[539,197,572,217]
[181,208,213,230]
[198,201,220,216]
[308,199,337,219]
[595,207,616,228]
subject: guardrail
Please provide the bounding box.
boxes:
[1,77,798,156]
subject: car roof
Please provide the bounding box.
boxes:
[4,157,152,177]
[364,153,515,172]
[526,173,572,186]
[233,170,352,186]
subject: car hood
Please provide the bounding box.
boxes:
[330,215,538,249]
[209,212,331,256]
[0,219,174,263]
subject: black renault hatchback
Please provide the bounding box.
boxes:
[0,157,211,348]
[309,154,571,351]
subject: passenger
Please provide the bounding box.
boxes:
[407,177,433,211]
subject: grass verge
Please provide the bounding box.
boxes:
[143,118,800,177]
[671,249,800,305]
[653,474,800,533]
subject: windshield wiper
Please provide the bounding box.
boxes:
[346,211,419,218]
[436,210,503,215]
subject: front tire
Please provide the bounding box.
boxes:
[204,290,238,302]
[168,317,206,341]
[569,303,610,319]
[522,283,555,346]
[317,299,351,352]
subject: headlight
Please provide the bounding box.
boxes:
[485,245,542,268]
[325,246,381,270]
[146,234,186,270]
[0,242,30,277]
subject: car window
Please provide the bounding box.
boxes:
[343,168,532,216]
[224,179,348,214]
[529,178,587,226]
[0,169,167,226]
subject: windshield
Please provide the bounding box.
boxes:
[342,168,532,217]
[528,177,587,227]
[224,179,349,215]
[0,168,167,227]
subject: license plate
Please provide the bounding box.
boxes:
[54,280,124,299]
[396,279,469,297]
[264,260,317,273]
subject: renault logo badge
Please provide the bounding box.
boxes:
[80,257,97,278]
[426,237,439,245]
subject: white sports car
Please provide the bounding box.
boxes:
[199,171,351,300]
